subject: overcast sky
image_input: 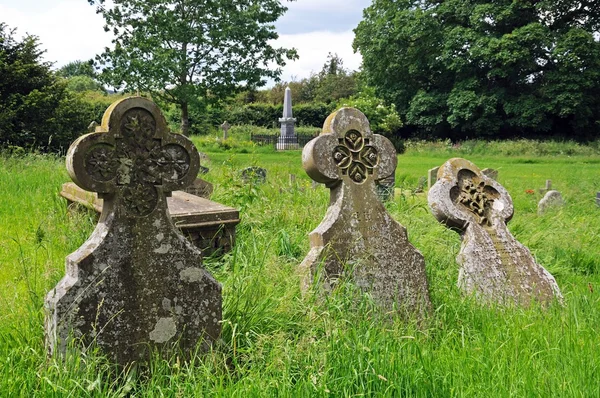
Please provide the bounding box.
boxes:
[0,0,370,85]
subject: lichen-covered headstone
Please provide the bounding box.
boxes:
[428,158,562,306]
[45,97,222,365]
[241,166,267,184]
[300,107,431,313]
[538,190,565,214]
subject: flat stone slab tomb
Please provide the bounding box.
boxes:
[61,181,239,257]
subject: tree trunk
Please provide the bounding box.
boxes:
[181,101,189,136]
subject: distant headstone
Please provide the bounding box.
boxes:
[184,177,214,198]
[414,176,427,193]
[427,166,440,189]
[597,192,600,207]
[539,179,552,195]
[538,190,565,214]
[220,121,231,140]
[300,107,431,314]
[481,168,498,180]
[199,165,209,174]
[46,97,222,365]
[277,87,298,150]
[87,121,99,132]
[428,158,562,306]
[375,173,395,202]
[241,166,267,184]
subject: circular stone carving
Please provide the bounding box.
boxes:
[121,183,159,217]
[84,144,117,182]
[120,108,156,142]
[344,130,364,152]
[158,144,191,181]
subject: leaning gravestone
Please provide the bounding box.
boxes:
[428,158,562,306]
[45,97,222,365]
[300,107,431,314]
[538,190,565,214]
[241,166,267,184]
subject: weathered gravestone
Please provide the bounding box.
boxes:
[241,166,267,184]
[597,192,600,207]
[375,173,395,202]
[300,107,431,313]
[46,97,222,365]
[538,190,565,214]
[427,166,440,190]
[481,168,498,180]
[428,158,562,306]
[277,86,298,150]
[539,179,552,195]
[220,121,231,140]
[183,178,213,198]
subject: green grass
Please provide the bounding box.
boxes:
[1,141,599,397]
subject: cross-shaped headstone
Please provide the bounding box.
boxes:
[428,158,562,306]
[299,107,431,314]
[46,97,222,365]
[220,121,231,140]
[539,179,552,195]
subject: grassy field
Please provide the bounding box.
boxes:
[1,138,599,396]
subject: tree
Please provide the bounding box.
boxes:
[89,0,298,136]
[0,23,92,151]
[57,60,96,78]
[314,53,357,103]
[354,0,600,140]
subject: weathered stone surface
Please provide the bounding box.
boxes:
[428,158,562,306]
[481,168,498,180]
[538,190,565,214]
[427,166,440,189]
[60,182,238,256]
[46,97,222,365]
[375,172,395,202]
[241,166,267,184]
[300,107,431,313]
[596,192,600,207]
[184,177,213,198]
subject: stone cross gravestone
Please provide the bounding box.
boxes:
[428,158,562,306]
[220,121,231,140]
[300,107,431,313]
[45,97,222,365]
[539,179,552,195]
[538,190,565,214]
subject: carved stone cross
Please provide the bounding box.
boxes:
[300,108,431,314]
[428,158,562,306]
[220,121,231,140]
[46,97,222,365]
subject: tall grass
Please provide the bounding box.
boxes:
[1,146,599,396]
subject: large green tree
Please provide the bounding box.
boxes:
[354,0,600,140]
[89,0,297,135]
[0,23,91,151]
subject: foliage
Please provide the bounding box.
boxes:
[0,24,92,151]
[88,0,297,135]
[56,60,96,78]
[63,75,104,93]
[1,150,600,395]
[354,0,600,140]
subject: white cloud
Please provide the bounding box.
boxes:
[285,0,368,12]
[273,30,362,83]
[0,0,112,68]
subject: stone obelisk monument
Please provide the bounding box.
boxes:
[277,87,298,150]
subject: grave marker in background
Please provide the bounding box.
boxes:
[539,179,552,195]
[241,166,267,184]
[538,190,565,214]
[428,158,562,306]
[277,87,298,150]
[300,107,431,314]
[220,121,231,140]
[46,97,222,365]
[427,166,440,189]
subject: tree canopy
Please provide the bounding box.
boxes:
[89,0,297,135]
[0,23,91,151]
[354,0,600,140]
